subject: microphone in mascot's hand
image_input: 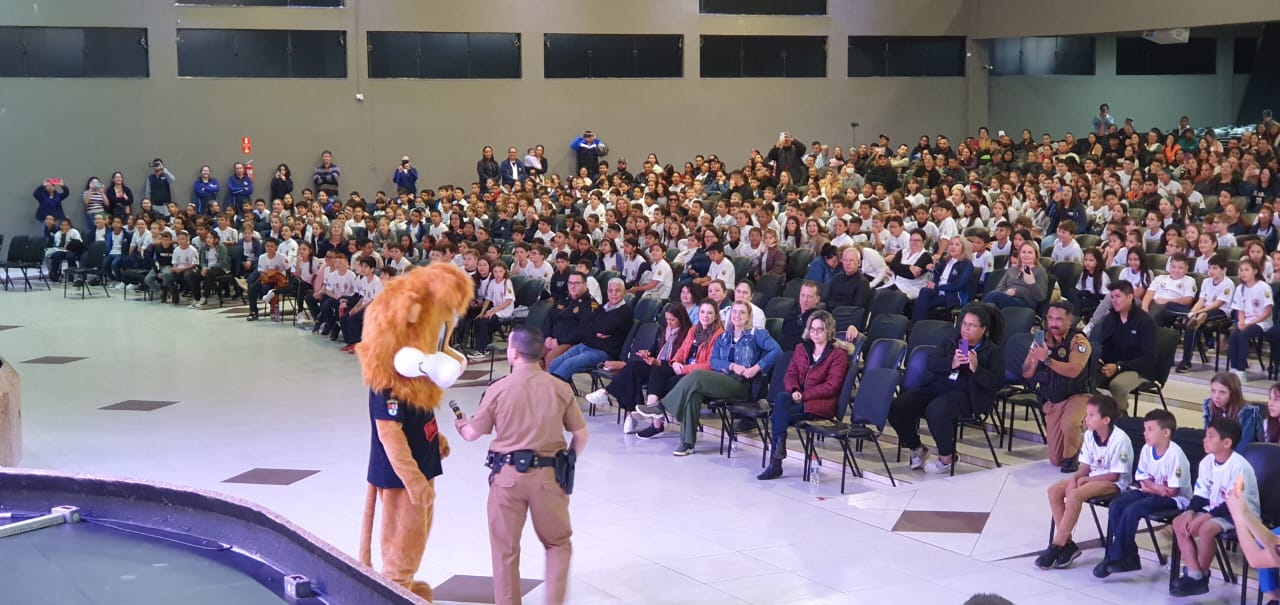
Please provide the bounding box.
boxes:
[448,400,464,420]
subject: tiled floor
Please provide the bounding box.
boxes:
[0,284,1260,604]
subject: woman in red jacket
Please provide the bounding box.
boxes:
[630,300,724,440]
[758,309,852,480]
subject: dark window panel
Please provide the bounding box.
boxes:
[988,38,1021,75]
[988,37,1094,76]
[0,28,21,76]
[544,34,680,79]
[1234,36,1257,74]
[83,28,148,77]
[635,34,681,78]
[586,35,635,78]
[420,32,468,78]
[699,0,825,15]
[1116,36,1214,75]
[289,30,345,78]
[468,33,520,79]
[922,37,965,76]
[23,27,86,77]
[544,34,591,78]
[885,38,926,77]
[178,29,235,76]
[784,35,825,77]
[367,31,420,78]
[232,29,288,77]
[741,36,785,77]
[699,35,741,78]
[847,36,885,77]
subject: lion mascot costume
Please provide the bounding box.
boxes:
[355,262,474,602]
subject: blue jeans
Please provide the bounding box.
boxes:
[769,393,805,458]
[1260,526,1280,593]
[100,254,123,281]
[1229,323,1265,371]
[1104,490,1176,562]
[912,288,960,321]
[548,343,610,382]
[983,290,1034,310]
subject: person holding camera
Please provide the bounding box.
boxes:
[393,156,419,195]
[982,241,1049,310]
[1023,302,1093,472]
[454,326,588,605]
[33,178,70,225]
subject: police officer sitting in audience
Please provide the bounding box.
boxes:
[542,271,599,368]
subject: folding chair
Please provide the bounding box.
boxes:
[800,367,900,490]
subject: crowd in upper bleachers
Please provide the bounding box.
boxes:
[21,110,1280,600]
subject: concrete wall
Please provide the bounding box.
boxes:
[971,0,1280,38]
[987,34,1248,140]
[0,0,970,234]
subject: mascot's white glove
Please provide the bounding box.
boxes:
[394,347,466,387]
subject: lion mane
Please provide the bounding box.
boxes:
[355,262,475,409]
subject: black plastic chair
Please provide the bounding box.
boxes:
[1130,327,1177,416]
[906,320,953,357]
[866,314,909,348]
[782,277,807,300]
[1000,306,1037,337]
[0,235,29,291]
[719,350,796,467]
[632,296,662,324]
[731,256,752,283]
[900,345,936,391]
[832,306,865,337]
[1050,262,1083,309]
[764,297,797,320]
[996,332,1044,451]
[868,288,908,319]
[862,338,907,374]
[64,241,110,299]
[765,318,783,344]
[18,237,50,290]
[754,273,784,300]
[786,248,814,280]
[800,366,901,490]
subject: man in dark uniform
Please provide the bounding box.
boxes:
[455,326,588,605]
[1023,301,1093,472]
[543,271,598,367]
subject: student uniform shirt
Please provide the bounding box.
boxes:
[215,226,238,244]
[1232,281,1274,328]
[1149,274,1196,303]
[1077,270,1112,295]
[1135,442,1194,509]
[356,274,383,301]
[643,259,673,300]
[1198,276,1233,308]
[1050,240,1084,263]
[324,268,358,298]
[1192,451,1260,516]
[481,278,516,318]
[990,239,1013,257]
[366,390,443,488]
[519,261,554,286]
[172,245,199,268]
[1077,428,1134,490]
[256,252,288,273]
[971,250,994,277]
[707,258,735,287]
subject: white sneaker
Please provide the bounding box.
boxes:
[466,351,489,362]
[1233,369,1248,383]
[235,277,249,291]
[909,447,928,471]
[585,389,610,408]
[622,415,637,434]
[113,282,125,290]
[262,289,275,304]
[924,459,953,474]
[125,284,137,290]
[193,299,206,309]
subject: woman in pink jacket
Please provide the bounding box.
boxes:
[758,310,852,480]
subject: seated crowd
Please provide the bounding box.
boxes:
[27,115,1280,600]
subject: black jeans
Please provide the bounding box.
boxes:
[606,361,683,411]
[887,385,975,457]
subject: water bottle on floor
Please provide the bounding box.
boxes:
[809,454,821,485]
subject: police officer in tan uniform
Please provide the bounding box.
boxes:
[454,325,588,605]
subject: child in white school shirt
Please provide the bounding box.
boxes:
[1039,394,1133,571]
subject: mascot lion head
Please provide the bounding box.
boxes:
[356,262,475,409]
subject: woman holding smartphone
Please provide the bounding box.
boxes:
[983,241,1049,310]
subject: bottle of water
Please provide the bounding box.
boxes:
[809,454,821,484]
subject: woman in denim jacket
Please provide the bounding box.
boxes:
[635,301,781,457]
